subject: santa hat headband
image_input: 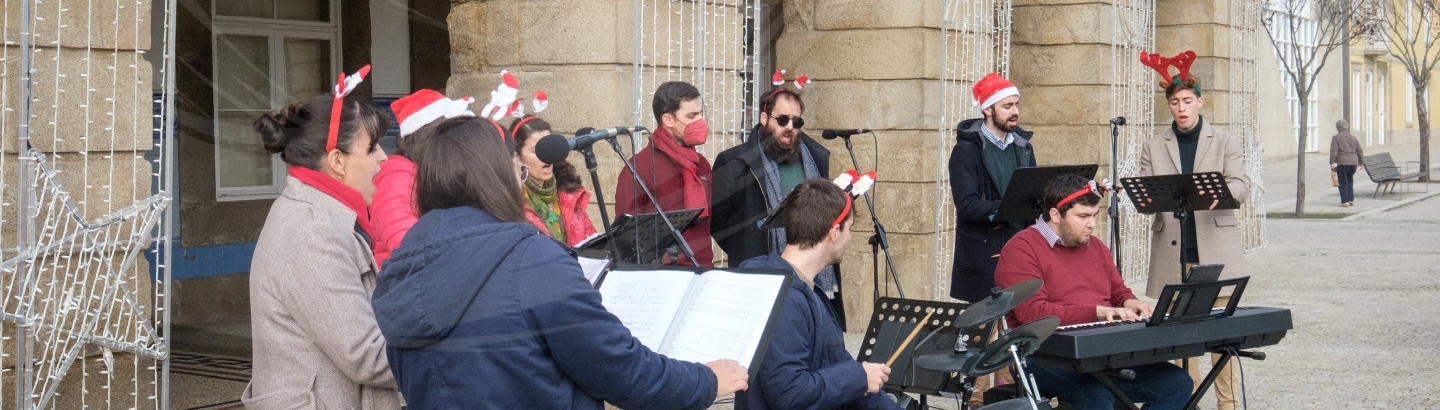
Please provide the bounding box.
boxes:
[327,65,370,152]
[391,89,476,137]
[478,70,549,126]
[830,170,877,228]
[1140,50,1202,97]
[972,72,1018,111]
[764,70,813,113]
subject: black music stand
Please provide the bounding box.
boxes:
[994,165,1099,222]
[580,208,703,264]
[1119,172,1239,280]
[856,297,985,408]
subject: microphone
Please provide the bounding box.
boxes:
[821,129,870,140]
[1110,117,1127,126]
[534,126,648,165]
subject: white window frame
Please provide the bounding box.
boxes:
[212,1,342,201]
[1407,73,1415,125]
[1379,72,1387,144]
[1267,1,1321,152]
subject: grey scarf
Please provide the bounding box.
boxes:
[758,141,836,292]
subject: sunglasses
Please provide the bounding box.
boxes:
[768,114,804,130]
[516,162,531,183]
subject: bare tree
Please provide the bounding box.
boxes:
[1263,0,1374,215]
[1379,0,1440,182]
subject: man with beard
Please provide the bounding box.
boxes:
[734,178,899,410]
[948,72,1037,303]
[994,174,1191,410]
[711,87,830,267]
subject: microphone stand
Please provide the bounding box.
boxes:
[838,132,905,301]
[577,145,622,260]
[606,132,700,266]
[1108,117,1124,273]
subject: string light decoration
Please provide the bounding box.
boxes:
[1110,0,1157,283]
[629,0,760,156]
[1231,0,1269,253]
[1,0,175,408]
[931,0,1014,300]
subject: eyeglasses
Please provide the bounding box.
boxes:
[768,114,804,130]
[516,162,531,183]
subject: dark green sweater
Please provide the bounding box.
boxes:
[1172,118,1202,263]
[984,141,1019,196]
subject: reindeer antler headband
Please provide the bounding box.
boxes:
[1140,50,1201,97]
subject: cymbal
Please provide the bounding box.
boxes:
[912,351,977,373]
[968,316,1061,376]
[952,279,1044,329]
[977,397,1053,410]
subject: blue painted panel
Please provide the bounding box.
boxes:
[146,240,256,281]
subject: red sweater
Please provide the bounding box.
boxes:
[614,144,714,267]
[995,226,1137,327]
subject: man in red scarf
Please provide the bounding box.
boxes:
[615,81,715,267]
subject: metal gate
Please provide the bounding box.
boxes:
[1,0,175,408]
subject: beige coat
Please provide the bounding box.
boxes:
[243,177,400,409]
[1138,120,1250,298]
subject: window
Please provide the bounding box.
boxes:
[1266,2,1321,152]
[1408,73,1415,125]
[212,0,340,201]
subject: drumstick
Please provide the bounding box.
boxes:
[884,309,935,367]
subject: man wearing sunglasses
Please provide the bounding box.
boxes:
[712,87,841,322]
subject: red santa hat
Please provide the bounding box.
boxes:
[972,72,1019,111]
[391,89,475,137]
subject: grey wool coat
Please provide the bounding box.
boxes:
[243,177,401,409]
[1138,119,1251,298]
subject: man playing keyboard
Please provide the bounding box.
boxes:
[994,174,1191,410]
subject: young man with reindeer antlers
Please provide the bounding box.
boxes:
[735,175,902,410]
[1138,50,1251,410]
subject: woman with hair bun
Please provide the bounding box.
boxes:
[510,115,598,246]
[243,67,400,409]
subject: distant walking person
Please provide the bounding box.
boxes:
[1330,119,1364,207]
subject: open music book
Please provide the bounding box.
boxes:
[598,266,792,374]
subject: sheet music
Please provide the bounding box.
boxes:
[577,256,610,285]
[598,269,695,349]
[660,271,787,366]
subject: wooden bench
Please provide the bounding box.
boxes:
[1361,152,1423,198]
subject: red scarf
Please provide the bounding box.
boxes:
[650,127,710,217]
[288,164,378,243]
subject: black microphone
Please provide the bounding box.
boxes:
[1110,117,1127,126]
[534,126,649,165]
[822,129,871,140]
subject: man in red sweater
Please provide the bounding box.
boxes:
[995,174,1190,410]
[615,81,715,267]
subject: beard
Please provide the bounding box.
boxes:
[763,128,803,164]
[1058,222,1092,247]
[991,114,1019,134]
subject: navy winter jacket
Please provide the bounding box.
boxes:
[371,206,718,410]
[735,253,900,410]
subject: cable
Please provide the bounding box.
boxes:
[1230,347,1249,410]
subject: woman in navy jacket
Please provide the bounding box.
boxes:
[370,116,748,409]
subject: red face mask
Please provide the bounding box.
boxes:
[680,117,709,146]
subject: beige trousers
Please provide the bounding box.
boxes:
[1174,296,1239,410]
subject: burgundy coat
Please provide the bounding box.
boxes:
[614,144,714,267]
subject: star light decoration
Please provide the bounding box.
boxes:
[1,149,169,408]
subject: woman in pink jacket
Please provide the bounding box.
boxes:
[371,90,475,266]
[511,116,598,246]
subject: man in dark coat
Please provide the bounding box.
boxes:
[736,178,900,410]
[949,72,1037,302]
[712,88,831,266]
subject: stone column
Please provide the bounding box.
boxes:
[775,0,949,326]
